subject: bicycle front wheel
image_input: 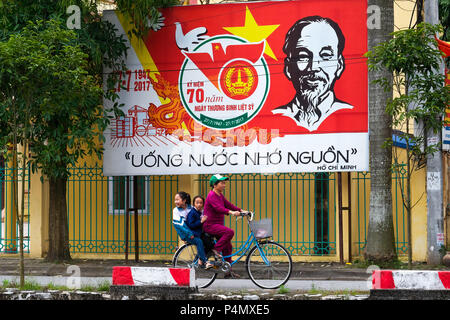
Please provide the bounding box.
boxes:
[246,241,292,289]
[172,243,217,289]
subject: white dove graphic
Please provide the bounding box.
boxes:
[175,22,209,52]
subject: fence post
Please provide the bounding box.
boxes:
[338,172,353,264]
[347,172,352,263]
[338,172,344,264]
[4,159,17,253]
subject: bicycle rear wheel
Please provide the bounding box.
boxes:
[246,241,292,289]
[172,243,217,289]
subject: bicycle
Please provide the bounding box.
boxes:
[172,211,293,289]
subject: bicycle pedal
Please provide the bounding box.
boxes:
[204,262,223,273]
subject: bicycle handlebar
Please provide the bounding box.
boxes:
[240,211,254,221]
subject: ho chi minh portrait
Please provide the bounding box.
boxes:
[272,16,353,132]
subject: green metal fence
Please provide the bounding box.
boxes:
[198,170,409,257]
[0,161,410,258]
[67,164,178,255]
[198,173,338,256]
[353,167,409,256]
[0,164,30,254]
[64,166,409,258]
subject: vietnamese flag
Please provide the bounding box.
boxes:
[436,37,450,57]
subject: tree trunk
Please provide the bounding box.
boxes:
[46,177,71,262]
[19,142,27,287]
[364,0,397,263]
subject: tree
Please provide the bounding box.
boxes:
[0,0,178,262]
[0,0,128,262]
[0,33,34,287]
[366,23,450,267]
[439,0,450,41]
[115,0,179,38]
[0,20,106,263]
[364,0,397,264]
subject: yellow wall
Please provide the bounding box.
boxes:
[395,0,416,31]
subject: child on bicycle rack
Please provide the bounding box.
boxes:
[172,191,210,269]
[203,174,244,278]
[186,195,214,269]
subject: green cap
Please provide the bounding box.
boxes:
[209,174,229,187]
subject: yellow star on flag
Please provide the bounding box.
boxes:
[223,6,280,60]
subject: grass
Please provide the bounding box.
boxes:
[277,285,289,294]
[1,279,111,292]
[306,287,367,296]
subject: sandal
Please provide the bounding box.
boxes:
[204,262,214,270]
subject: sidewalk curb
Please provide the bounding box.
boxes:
[112,266,195,287]
[372,270,450,290]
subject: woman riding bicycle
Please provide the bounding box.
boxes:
[203,174,244,278]
[173,183,293,289]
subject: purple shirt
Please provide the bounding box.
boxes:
[203,190,241,227]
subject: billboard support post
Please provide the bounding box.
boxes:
[125,176,130,263]
[133,176,139,262]
[338,172,352,264]
[124,176,140,263]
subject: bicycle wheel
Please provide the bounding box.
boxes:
[172,243,217,289]
[246,241,292,289]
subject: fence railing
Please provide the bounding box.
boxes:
[67,164,179,255]
[0,164,30,254]
[0,163,410,258]
[198,173,338,256]
[353,168,409,256]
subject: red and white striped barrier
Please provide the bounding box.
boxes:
[112,267,195,287]
[372,270,450,290]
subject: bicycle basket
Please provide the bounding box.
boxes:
[250,218,273,239]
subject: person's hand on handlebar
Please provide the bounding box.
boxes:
[229,210,253,220]
[229,210,241,217]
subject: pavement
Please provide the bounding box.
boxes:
[0,257,369,280]
[0,257,371,291]
[1,257,450,301]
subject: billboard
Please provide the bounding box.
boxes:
[102,0,369,176]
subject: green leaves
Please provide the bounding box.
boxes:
[0,19,102,179]
[115,0,180,38]
[439,0,450,41]
[366,23,443,74]
[366,22,450,155]
[1,0,179,180]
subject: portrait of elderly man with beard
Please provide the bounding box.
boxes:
[272,16,353,132]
